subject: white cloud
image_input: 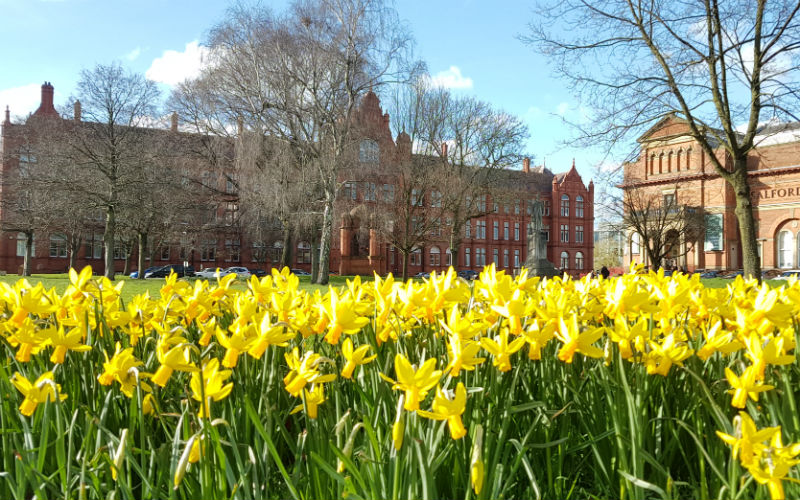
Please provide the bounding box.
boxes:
[429,66,473,89]
[145,41,209,86]
[556,101,570,116]
[126,47,142,61]
[0,83,49,119]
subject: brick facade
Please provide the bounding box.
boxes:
[621,115,800,272]
[1,83,595,277]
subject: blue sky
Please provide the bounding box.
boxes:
[0,0,606,181]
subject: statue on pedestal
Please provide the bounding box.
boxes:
[524,199,559,278]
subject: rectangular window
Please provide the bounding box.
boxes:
[704,214,723,251]
[561,197,570,217]
[544,225,550,242]
[465,222,471,239]
[544,200,551,216]
[85,235,102,259]
[475,248,486,267]
[493,203,499,213]
[201,240,217,261]
[477,220,486,239]
[465,247,471,267]
[410,248,422,266]
[412,189,423,206]
[49,234,67,258]
[493,221,499,240]
[431,190,442,208]
[343,182,357,200]
[251,242,266,263]
[576,197,585,218]
[514,249,520,268]
[504,204,510,214]
[560,224,569,243]
[159,245,170,261]
[225,239,241,262]
[576,225,584,243]
[493,248,499,265]
[477,195,487,212]
[224,202,238,225]
[430,218,442,237]
[296,242,312,264]
[503,249,509,268]
[430,249,441,266]
[514,223,520,241]
[115,242,129,260]
[382,183,395,202]
[364,182,377,202]
[504,222,509,240]
[514,201,520,215]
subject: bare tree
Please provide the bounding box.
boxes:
[525,0,800,279]
[174,0,415,284]
[51,63,162,279]
[619,185,705,270]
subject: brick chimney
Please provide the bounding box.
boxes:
[523,157,530,173]
[171,112,178,132]
[33,82,58,117]
[441,142,448,157]
[73,100,81,121]
[3,105,9,125]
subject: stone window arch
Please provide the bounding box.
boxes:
[560,251,570,269]
[429,246,441,267]
[575,251,584,270]
[676,149,683,171]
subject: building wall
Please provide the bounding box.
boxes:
[622,116,800,271]
[1,83,596,277]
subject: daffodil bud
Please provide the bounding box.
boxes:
[111,428,128,481]
[393,395,405,451]
[471,425,484,495]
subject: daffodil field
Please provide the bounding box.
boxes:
[1,265,799,500]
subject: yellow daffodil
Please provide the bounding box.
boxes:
[11,371,67,416]
[283,348,336,396]
[290,384,326,419]
[380,354,442,411]
[480,329,526,372]
[98,342,148,397]
[418,383,468,439]
[445,333,485,376]
[554,316,604,364]
[152,337,198,387]
[248,313,296,359]
[644,333,693,376]
[340,337,377,379]
[215,327,258,368]
[315,288,370,345]
[190,358,234,418]
[725,366,774,409]
[716,412,779,466]
[46,325,91,364]
[520,319,555,361]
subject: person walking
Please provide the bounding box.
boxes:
[600,266,610,279]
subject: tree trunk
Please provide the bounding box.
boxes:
[122,244,132,276]
[449,228,462,269]
[732,159,761,280]
[103,206,116,280]
[401,250,409,281]
[315,192,334,285]
[311,239,320,280]
[280,228,293,269]
[22,231,33,276]
[67,233,81,271]
[138,232,147,280]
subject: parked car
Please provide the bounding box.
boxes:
[129,266,160,279]
[224,266,252,279]
[773,269,800,281]
[699,270,721,279]
[290,268,311,276]
[722,270,744,279]
[194,267,226,279]
[145,264,195,278]
[457,270,479,281]
[249,268,268,278]
[413,272,430,279]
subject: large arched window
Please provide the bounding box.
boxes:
[560,251,569,269]
[667,151,673,173]
[575,251,584,270]
[576,195,584,218]
[631,233,641,255]
[429,246,441,267]
[560,194,570,217]
[650,154,656,175]
[676,150,683,172]
[686,148,692,170]
[778,231,794,268]
[658,153,664,173]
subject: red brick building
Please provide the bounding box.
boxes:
[1,83,595,276]
[621,115,800,272]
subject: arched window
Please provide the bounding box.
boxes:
[560,251,569,269]
[429,246,441,267]
[631,233,641,255]
[658,153,664,174]
[445,248,452,266]
[778,231,793,268]
[650,154,656,175]
[410,247,422,266]
[575,251,584,270]
[560,194,570,217]
[686,148,692,170]
[676,150,683,172]
[667,151,673,173]
[576,195,584,218]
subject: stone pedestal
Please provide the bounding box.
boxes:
[525,199,560,278]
